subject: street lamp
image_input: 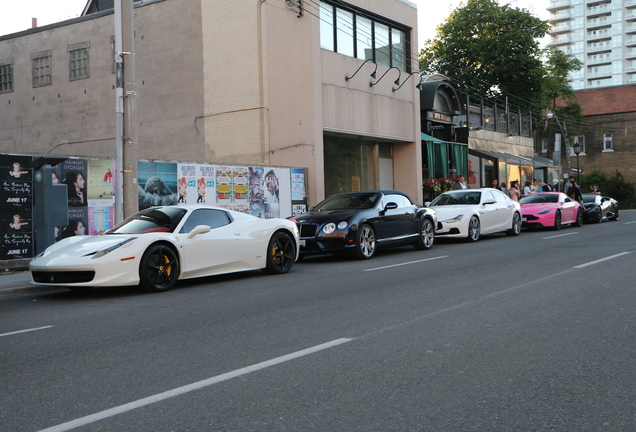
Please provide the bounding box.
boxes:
[572,141,581,185]
[546,111,572,183]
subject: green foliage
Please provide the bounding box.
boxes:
[542,47,584,130]
[419,0,549,108]
[581,170,636,207]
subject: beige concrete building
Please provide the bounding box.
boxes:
[0,0,422,205]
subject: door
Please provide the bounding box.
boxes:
[379,158,393,190]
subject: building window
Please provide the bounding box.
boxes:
[0,59,13,93]
[603,133,613,151]
[68,42,90,81]
[541,138,549,153]
[319,0,411,72]
[32,51,52,87]
[569,136,585,156]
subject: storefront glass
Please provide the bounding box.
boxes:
[323,137,376,196]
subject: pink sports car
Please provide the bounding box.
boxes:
[519,192,583,230]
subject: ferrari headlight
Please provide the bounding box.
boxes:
[337,221,348,229]
[91,237,137,259]
[538,209,551,214]
[322,223,336,234]
[443,214,464,224]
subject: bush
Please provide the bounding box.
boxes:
[580,169,635,208]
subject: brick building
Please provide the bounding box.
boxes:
[539,84,636,186]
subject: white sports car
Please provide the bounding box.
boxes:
[427,188,522,241]
[30,205,299,292]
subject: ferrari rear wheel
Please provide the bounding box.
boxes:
[354,224,376,259]
[139,243,179,293]
[553,210,562,230]
[264,232,296,274]
[414,218,434,250]
[610,209,619,221]
[467,216,480,242]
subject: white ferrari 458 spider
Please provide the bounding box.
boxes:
[30,205,299,292]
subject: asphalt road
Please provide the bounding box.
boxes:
[2,212,635,432]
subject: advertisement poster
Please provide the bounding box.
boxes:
[60,159,88,208]
[88,159,116,201]
[62,206,88,239]
[197,164,215,204]
[215,166,233,206]
[232,166,249,207]
[88,206,114,235]
[177,162,198,204]
[138,161,178,210]
[290,168,307,216]
[0,155,34,259]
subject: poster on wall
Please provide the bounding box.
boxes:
[0,155,34,259]
[215,166,233,207]
[59,159,89,240]
[177,163,199,204]
[87,159,116,235]
[290,168,307,216]
[249,167,291,218]
[138,161,178,210]
[197,164,215,204]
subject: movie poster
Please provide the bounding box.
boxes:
[0,155,34,259]
[137,161,178,210]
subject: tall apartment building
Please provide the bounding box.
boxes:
[548,0,636,89]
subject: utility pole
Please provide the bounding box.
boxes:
[114,0,138,224]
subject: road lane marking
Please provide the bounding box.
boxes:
[574,251,632,269]
[543,232,578,240]
[624,221,636,225]
[37,338,353,432]
[0,325,54,338]
[364,255,449,272]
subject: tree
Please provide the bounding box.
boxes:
[542,46,583,130]
[419,0,549,108]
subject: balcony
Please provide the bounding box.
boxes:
[548,0,571,10]
[586,4,611,16]
[550,10,572,21]
[587,17,611,28]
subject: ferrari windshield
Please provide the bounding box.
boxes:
[107,207,188,234]
[520,194,559,204]
[430,191,482,206]
[313,193,381,210]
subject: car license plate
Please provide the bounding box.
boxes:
[299,239,306,247]
[522,217,527,222]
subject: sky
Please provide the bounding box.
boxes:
[1,0,551,47]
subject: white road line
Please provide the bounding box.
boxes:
[0,325,54,338]
[37,338,353,432]
[543,232,578,240]
[364,255,449,272]
[624,221,636,225]
[574,251,632,269]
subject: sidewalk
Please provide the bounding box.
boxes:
[0,270,43,297]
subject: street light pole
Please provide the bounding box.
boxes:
[546,111,571,183]
[573,142,581,185]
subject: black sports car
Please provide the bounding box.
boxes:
[582,193,619,223]
[288,190,437,259]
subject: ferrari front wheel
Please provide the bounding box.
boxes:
[139,243,179,293]
[264,232,296,274]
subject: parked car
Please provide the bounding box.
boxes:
[289,190,436,260]
[581,193,619,223]
[30,205,299,293]
[427,188,521,242]
[519,192,583,230]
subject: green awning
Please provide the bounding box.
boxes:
[421,132,443,142]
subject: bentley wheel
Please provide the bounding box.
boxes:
[139,243,179,293]
[553,211,562,230]
[506,212,522,236]
[414,218,434,250]
[572,209,583,227]
[264,232,296,274]
[467,216,480,242]
[354,224,376,259]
